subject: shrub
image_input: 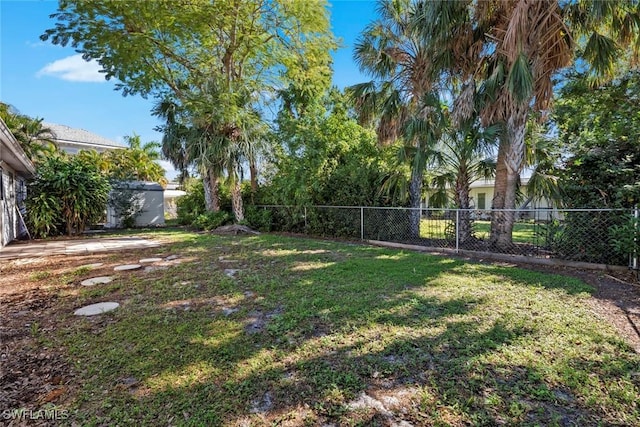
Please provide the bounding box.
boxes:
[243,205,272,232]
[27,155,110,237]
[192,211,232,231]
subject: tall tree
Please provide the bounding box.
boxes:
[42,0,336,221]
[351,0,445,237]
[415,0,640,248]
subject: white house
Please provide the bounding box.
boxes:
[424,176,558,220]
[0,118,35,247]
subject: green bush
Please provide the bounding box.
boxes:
[176,179,206,225]
[192,211,232,231]
[243,205,273,231]
[27,154,110,237]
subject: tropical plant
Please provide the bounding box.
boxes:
[26,154,110,237]
[103,134,167,185]
[0,102,57,162]
[414,0,640,249]
[350,0,446,237]
[42,0,336,223]
[427,118,499,243]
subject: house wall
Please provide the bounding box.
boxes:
[0,165,16,247]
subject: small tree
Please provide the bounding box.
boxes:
[27,155,110,237]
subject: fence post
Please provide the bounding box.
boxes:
[360,207,364,240]
[455,209,460,253]
[304,206,307,229]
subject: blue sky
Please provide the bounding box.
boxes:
[0,1,376,179]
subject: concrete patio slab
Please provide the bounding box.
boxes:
[0,236,162,261]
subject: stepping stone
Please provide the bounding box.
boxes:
[165,255,179,261]
[139,258,163,263]
[222,307,239,316]
[80,276,113,287]
[74,302,119,316]
[114,264,141,271]
[224,269,239,278]
[78,263,104,269]
[144,266,168,273]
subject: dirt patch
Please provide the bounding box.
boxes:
[0,246,174,413]
[495,261,640,353]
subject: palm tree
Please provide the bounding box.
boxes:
[415,0,640,249]
[351,0,445,237]
[0,103,57,162]
[153,99,221,211]
[428,118,499,243]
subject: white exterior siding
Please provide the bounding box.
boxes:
[105,181,165,228]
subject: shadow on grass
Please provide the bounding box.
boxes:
[62,233,639,426]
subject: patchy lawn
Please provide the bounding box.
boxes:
[1,230,639,426]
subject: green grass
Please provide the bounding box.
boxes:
[53,231,639,426]
[421,219,536,244]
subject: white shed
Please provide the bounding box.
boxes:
[105,181,165,228]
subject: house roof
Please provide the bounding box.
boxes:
[0,118,35,176]
[44,122,125,150]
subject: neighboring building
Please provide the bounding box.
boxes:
[105,181,165,228]
[424,176,558,220]
[44,122,125,154]
[0,118,35,247]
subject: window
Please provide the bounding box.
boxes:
[477,192,486,210]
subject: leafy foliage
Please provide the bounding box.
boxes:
[42,0,337,222]
[0,102,57,163]
[555,71,640,208]
[26,154,110,237]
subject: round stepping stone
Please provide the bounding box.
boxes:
[80,276,113,287]
[139,258,163,263]
[78,263,104,269]
[224,269,239,278]
[114,264,141,271]
[165,255,179,261]
[74,302,119,316]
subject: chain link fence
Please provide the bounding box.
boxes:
[254,205,636,267]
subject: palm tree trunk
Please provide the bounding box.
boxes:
[231,179,244,222]
[202,168,220,212]
[249,161,258,204]
[490,107,528,248]
[455,166,472,244]
[409,166,422,238]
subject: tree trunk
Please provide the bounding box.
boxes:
[202,168,220,212]
[249,161,258,204]
[490,107,528,249]
[409,166,422,238]
[455,166,472,244]
[231,179,244,222]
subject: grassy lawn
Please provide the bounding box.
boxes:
[19,231,640,425]
[421,219,536,244]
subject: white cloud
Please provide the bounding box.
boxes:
[36,54,106,83]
